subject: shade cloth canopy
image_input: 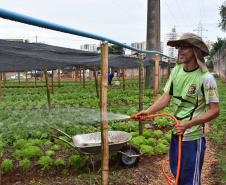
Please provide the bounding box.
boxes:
[0,40,175,72]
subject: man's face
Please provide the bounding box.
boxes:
[176,44,195,63]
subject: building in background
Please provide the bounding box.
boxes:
[163,26,182,59]
[80,44,97,52]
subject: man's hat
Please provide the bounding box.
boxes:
[167,33,209,72]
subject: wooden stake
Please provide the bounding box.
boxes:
[58,66,61,88]
[41,69,43,81]
[122,66,125,91]
[93,65,99,98]
[44,69,51,109]
[18,72,20,84]
[80,65,82,84]
[100,42,109,185]
[0,72,1,103]
[3,72,6,88]
[52,68,54,94]
[139,54,144,135]
[168,59,171,78]
[35,70,37,86]
[26,71,28,88]
[74,67,76,81]
[83,65,85,88]
[154,55,160,103]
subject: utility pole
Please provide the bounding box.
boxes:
[145,0,161,90]
[193,21,207,39]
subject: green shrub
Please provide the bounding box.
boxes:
[143,129,153,139]
[164,134,171,143]
[140,145,154,156]
[155,143,169,155]
[19,158,31,171]
[54,158,66,166]
[51,145,61,151]
[153,130,163,138]
[68,155,85,169]
[44,141,54,147]
[1,159,13,174]
[146,138,156,146]
[45,150,55,157]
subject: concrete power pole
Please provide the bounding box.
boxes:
[145,0,161,89]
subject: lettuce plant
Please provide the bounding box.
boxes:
[146,138,156,146]
[153,130,163,138]
[155,143,169,155]
[36,156,53,173]
[19,158,31,171]
[68,155,85,169]
[143,129,153,139]
[54,158,66,166]
[140,145,154,156]
[1,159,13,174]
[45,150,55,157]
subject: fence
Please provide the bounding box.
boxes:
[214,43,226,80]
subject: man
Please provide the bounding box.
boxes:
[136,33,220,184]
[108,73,114,85]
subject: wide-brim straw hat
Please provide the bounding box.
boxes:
[167,33,209,72]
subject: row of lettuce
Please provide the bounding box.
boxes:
[0,78,173,174]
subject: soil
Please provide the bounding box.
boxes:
[1,123,225,185]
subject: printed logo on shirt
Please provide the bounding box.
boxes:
[187,84,197,98]
[205,86,217,91]
[209,92,216,97]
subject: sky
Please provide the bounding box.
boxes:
[0,0,225,50]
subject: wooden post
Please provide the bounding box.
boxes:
[139,54,144,135]
[58,66,61,88]
[0,72,1,103]
[18,72,20,84]
[83,65,85,88]
[80,65,82,84]
[26,71,28,88]
[168,59,171,78]
[74,67,76,81]
[122,66,125,91]
[118,67,120,81]
[100,42,109,185]
[52,69,54,94]
[154,55,160,103]
[35,70,37,86]
[41,69,43,81]
[3,72,6,88]
[93,65,99,98]
[44,69,51,109]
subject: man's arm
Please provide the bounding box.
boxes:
[173,102,220,135]
[136,93,172,120]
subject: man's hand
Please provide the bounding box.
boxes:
[171,121,190,135]
[135,111,149,121]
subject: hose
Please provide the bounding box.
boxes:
[131,113,181,185]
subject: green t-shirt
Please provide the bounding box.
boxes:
[164,64,219,141]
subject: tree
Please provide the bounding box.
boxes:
[218,2,226,32]
[108,44,123,55]
[210,37,226,57]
